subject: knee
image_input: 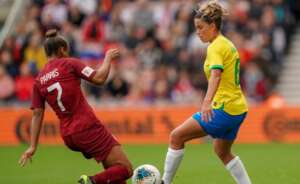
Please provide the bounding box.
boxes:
[169,129,184,148]
[119,160,133,178]
[111,160,133,178]
[125,162,133,178]
[214,148,232,163]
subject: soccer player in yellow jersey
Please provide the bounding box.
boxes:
[161,1,252,184]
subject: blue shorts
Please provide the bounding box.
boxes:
[192,110,247,140]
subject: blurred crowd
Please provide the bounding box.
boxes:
[0,0,299,106]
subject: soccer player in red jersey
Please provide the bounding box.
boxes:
[19,29,133,184]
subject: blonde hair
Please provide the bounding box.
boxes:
[195,0,227,30]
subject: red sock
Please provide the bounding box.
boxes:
[92,165,130,184]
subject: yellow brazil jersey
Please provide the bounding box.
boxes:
[204,34,248,115]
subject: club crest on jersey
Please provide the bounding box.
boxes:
[40,68,59,84]
[81,66,94,77]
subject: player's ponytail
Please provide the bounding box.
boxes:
[44,29,68,57]
[45,29,58,38]
[194,0,227,30]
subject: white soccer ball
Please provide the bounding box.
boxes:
[132,164,161,184]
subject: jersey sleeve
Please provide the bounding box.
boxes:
[206,45,224,70]
[31,82,45,109]
[69,58,96,82]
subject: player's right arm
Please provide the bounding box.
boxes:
[92,49,120,85]
[70,49,120,85]
[201,44,224,122]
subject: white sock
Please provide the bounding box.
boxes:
[162,147,184,184]
[226,156,252,184]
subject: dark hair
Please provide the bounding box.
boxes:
[194,1,226,30]
[44,29,68,57]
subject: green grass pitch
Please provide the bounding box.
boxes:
[0,144,299,184]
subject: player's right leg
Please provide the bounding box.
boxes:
[93,145,133,184]
[68,123,132,184]
[162,117,207,184]
[78,145,132,184]
[78,175,94,184]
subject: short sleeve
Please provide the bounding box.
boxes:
[207,45,224,70]
[69,59,96,82]
[31,83,45,109]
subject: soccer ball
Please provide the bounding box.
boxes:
[132,164,161,184]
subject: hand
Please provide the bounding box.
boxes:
[19,146,36,167]
[200,100,213,123]
[105,49,120,60]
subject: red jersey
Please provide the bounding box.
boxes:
[31,57,99,136]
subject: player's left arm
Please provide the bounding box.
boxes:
[30,108,45,150]
[19,108,45,167]
[19,83,45,167]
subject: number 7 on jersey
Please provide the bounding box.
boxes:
[47,82,66,112]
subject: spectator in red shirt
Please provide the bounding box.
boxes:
[0,64,15,101]
[15,63,35,101]
[82,13,105,43]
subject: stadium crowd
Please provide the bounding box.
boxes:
[0,0,298,106]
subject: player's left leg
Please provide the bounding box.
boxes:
[214,139,252,184]
[91,145,133,184]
